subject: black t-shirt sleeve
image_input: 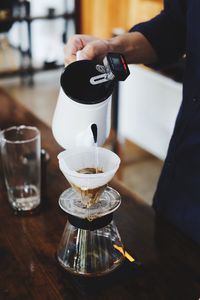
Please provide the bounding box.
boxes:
[129,0,187,68]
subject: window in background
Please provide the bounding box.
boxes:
[8,0,76,68]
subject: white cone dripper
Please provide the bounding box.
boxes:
[58,146,120,188]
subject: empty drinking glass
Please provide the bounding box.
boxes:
[0,125,41,212]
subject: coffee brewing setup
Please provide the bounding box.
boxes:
[52,52,130,276]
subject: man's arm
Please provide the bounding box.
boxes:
[104,32,158,65]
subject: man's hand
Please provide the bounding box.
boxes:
[64,34,110,64]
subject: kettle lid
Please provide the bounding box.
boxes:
[61,60,115,105]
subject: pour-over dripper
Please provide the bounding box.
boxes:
[58,146,120,208]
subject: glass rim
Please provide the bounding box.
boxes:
[0,125,40,144]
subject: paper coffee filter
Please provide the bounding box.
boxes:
[58,147,120,189]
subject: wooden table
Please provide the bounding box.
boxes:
[0,89,200,300]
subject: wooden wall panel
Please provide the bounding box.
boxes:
[80,0,163,38]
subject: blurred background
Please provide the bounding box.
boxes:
[0,0,183,205]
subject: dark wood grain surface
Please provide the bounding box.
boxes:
[0,88,200,300]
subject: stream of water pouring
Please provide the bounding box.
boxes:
[91,124,99,174]
[94,142,99,174]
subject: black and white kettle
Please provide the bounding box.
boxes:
[52,52,130,149]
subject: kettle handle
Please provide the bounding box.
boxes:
[76,50,82,61]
